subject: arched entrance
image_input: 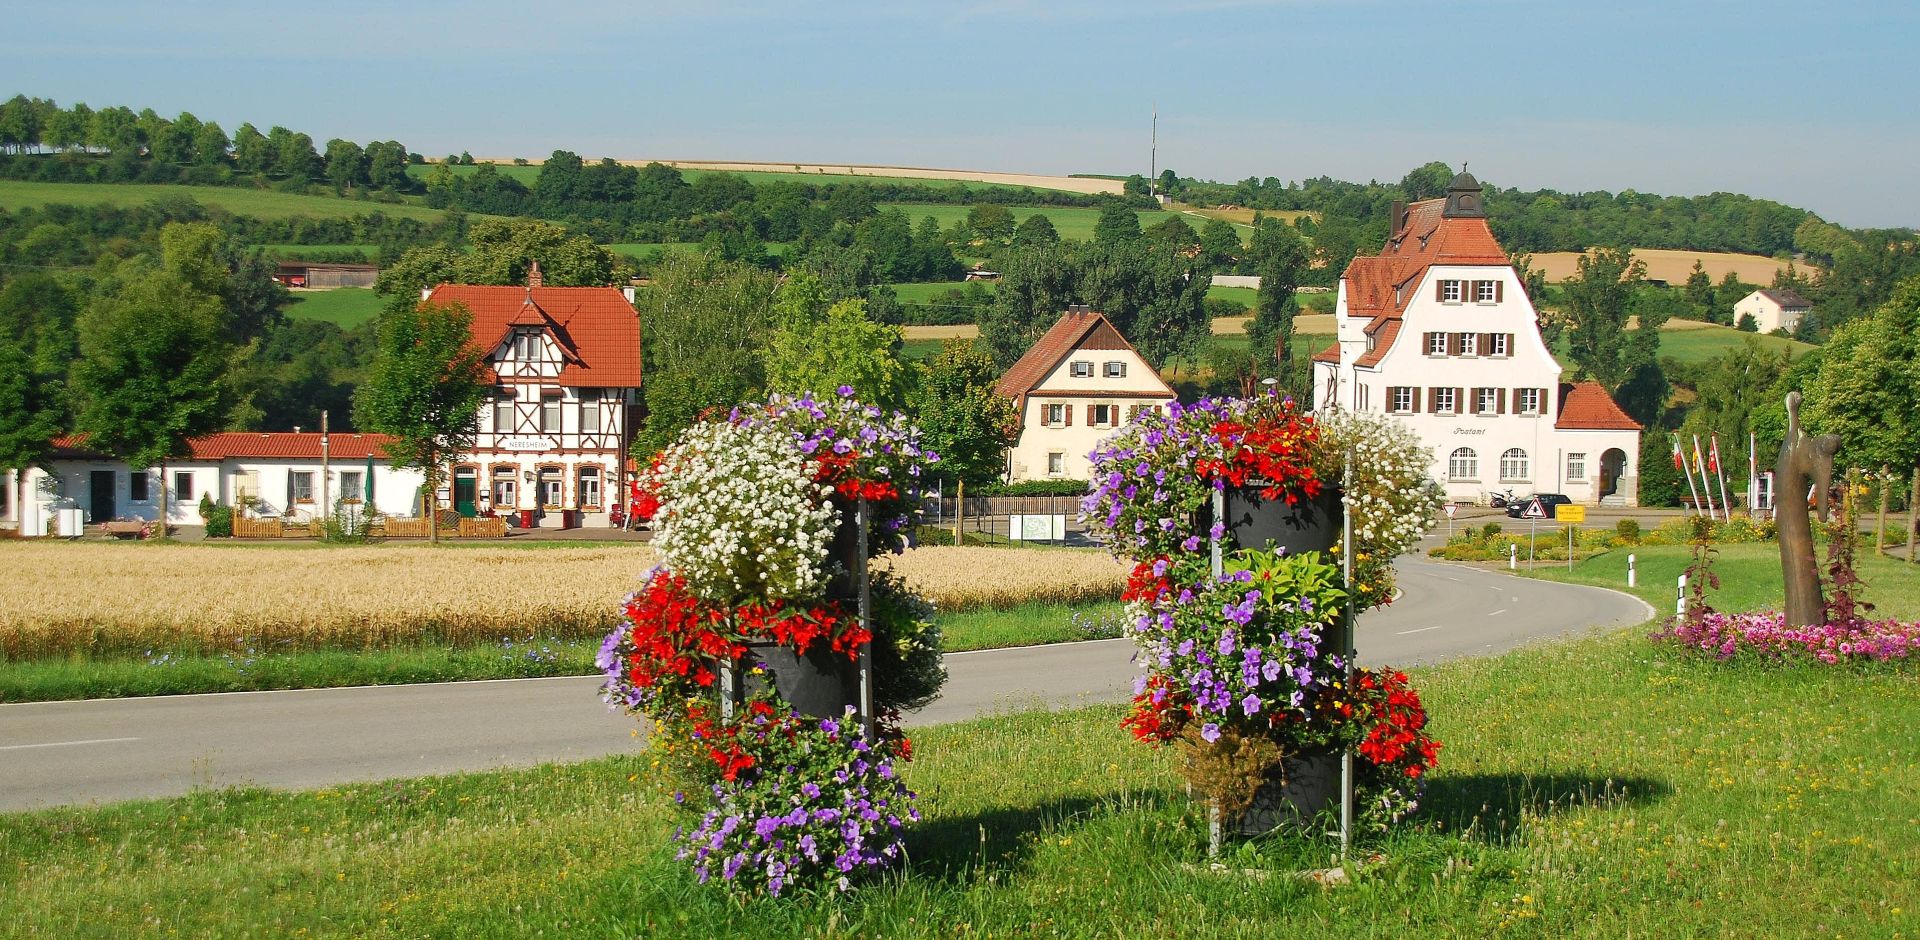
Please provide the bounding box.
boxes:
[1599,448,1628,500]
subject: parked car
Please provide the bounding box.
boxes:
[1506,493,1574,519]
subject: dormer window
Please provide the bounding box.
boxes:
[1103,361,1127,378]
[1070,361,1094,378]
[513,330,538,360]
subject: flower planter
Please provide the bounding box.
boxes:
[1201,485,1344,556]
[742,640,858,720]
[1234,748,1344,836]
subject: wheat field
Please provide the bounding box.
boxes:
[0,542,1127,660]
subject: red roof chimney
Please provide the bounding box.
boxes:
[527,260,544,289]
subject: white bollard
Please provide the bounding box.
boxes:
[1509,543,1518,570]
[1628,553,1637,588]
[1676,573,1688,616]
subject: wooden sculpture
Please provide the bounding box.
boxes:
[1776,392,1840,627]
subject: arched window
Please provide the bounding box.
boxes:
[1448,447,1478,481]
[1500,448,1530,481]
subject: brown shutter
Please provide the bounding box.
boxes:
[1540,388,1551,417]
[1445,333,1456,356]
[1435,279,1445,302]
[1497,388,1507,414]
[1495,280,1505,302]
[1457,388,1466,414]
[1481,332,1494,355]
[1086,404,1094,426]
[1064,403,1072,427]
[1422,332,1433,355]
[1410,387,1421,412]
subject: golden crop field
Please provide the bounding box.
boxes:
[0,542,1127,660]
[1528,248,1817,285]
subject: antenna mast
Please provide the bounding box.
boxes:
[1149,104,1158,200]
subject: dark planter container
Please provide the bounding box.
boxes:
[741,640,858,720]
[1200,485,1343,556]
[1235,749,1344,836]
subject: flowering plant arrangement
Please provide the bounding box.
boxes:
[1653,611,1920,664]
[1087,392,1441,844]
[603,392,943,896]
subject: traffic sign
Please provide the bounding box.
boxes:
[1444,503,1457,518]
[1522,499,1546,519]
[1557,504,1586,523]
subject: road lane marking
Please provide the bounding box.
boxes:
[0,736,141,751]
[1488,609,1508,617]
[1444,576,1463,582]
[1394,625,1445,635]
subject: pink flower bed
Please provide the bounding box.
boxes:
[1656,611,1920,663]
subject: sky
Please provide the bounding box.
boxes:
[6,0,1915,227]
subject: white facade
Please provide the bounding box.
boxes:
[1733,289,1810,334]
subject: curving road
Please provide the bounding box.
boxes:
[0,558,1649,812]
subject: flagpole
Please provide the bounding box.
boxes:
[1679,436,1704,517]
[1713,434,1733,518]
[1693,434,1718,521]
[1748,431,1759,514]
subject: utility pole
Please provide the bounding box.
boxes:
[320,410,330,525]
[1149,104,1157,201]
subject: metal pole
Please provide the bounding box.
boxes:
[1528,518,1536,571]
[1208,486,1225,859]
[1338,452,1355,861]
[856,498,875,744]
[718,611,736,721]
[1628,553,1637,588]
[1568,522,1575,572]
[320,410,330,524]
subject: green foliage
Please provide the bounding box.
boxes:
[352,301,489,520]
[1010,213,1058,249]
[764,297,909,410]
[913,340,1017,485]
[1563,247,1651,388]
[975,479,1088,497]
[1246,217,1309,386]
[1614,518,1641,543]
[1092,200,1141,244]
[72,262,230,473]
[1801,275,1920,474]
[633,254,778,455]
[1222,548,1348,615]
[1636,433,1685,507]
[979,239,1209,371]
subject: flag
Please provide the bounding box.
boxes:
[1708,434,1721,474]
[1692,437,1706,473]
[1672,436,1685,471]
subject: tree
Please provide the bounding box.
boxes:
[765,297,909,410]
[1093,202,1141,244]
[0,335,62,527]
[72,266,231,534]
[980,243,1077,366]
[1157,169,1179,199]
[1683,260,1715,319]
[1802,275,1920,476]
[353,301,490,543]
[915,341,1017,485]
[1144,215,1198,252]
[231,123,270,174]
[192,121,229,166]
[1737,313,1758,332]
[967,203,1016,245]
[1199,218,1241,272]
[1399,161,1455,200]
[633,254,779,454]
[1562,247,1651,389]
[324,138,368,192]
[1246,217,1309,386]
[1011,214,1059,249]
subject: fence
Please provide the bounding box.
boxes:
[232,516,320,539]
[924,495,1087,542]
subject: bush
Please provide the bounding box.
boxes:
[1615,518,1642,543]
[202,505,233,539]
[977,480,1088,497]
[1479,521,1503,540]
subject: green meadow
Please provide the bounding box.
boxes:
[0,180,449,222]
[284,288,384,329]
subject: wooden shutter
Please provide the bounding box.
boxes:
[1539,388,1551,417]
[1457,388,1466,414]
[1495,280,1505,302]
[1086,404,1095,426]
[1497,388,1507,414]
[1409,387,1421,412]
[1063,403,1072,427]
[1435,280,1445,302]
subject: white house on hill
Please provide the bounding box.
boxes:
[1309,172,1643,506]
[1733,288,1811,334]
[996,306,1177,482]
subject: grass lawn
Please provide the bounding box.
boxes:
[3,623,1913,936]
[285,288,383,329]
[900,337,955,361]
[0,180,450,222]
[1526,541,1920,620]
[0,599,1117,704]
[1654,322,1815,364]
[409,163,1086,194]
[879,204,1184,243]
[889,280,992,304]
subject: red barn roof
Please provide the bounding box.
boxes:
[994,308,1174,410]
[1555,382,1641,431]
[426,284,642,388]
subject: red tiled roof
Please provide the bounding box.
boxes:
[1325,196,1512,368]
[1555,382,1641,430]
[427,285,641,388]
[1311,341,1341,364]
[994,309,1174,409]
[1757,288,1812,309]
[47,432,397,461]
[1354,320,1403,369]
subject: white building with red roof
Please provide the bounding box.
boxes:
[422,264,642,527]
[1309,172,1642,506]
[996,306,1177,482]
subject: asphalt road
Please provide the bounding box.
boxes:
[0,558,1650,812]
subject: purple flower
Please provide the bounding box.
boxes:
[837,385,855,397]
[1241,694,1262,716]
[1199,723,1222,743]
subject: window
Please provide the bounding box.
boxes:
[1440,279,1463,303]
[1103,361,1127,378]
[1433,387,1457,414]
[1500,448,1530,481]
[541,394,563,433]
[492,467,516,509]
[579,391,601,434]
[1092,404,1114,426]
[173,471,193,502]
[579,466,601,508]
[1427,332,1448,356]
[1391,387,1413,413]
[513,330,538,361]
[1475,280,1498,302]
[338,471,363,502]
[1568,453,1587,481]
[494,391,515,432]
[1069,361,1093,378]
[1458,332,1479,356]
[1044,403,1067,427]
[291,471,315,504]
[1517,388,1542,415]
[1449,447,1478,481]
[127,471,148,502]
[1047,452,1065,476]
[539,467,563,507]
[1490,333,1511,357]
[1475,387,1498,414]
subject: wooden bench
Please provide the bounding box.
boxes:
[101,521,147,539]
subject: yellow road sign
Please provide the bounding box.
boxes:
[1558,504,1587,523]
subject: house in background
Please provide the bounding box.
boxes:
[4,432,425,537]
[995,306,1177,482]
[1309,171,1642,506]
[426,263,642,528]
[1733,288,1812,334]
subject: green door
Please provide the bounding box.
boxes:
[454,474,478,518]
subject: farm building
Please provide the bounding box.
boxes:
[1732,288,1812,334]
[996,306,1177,483]
[1309,171,1643,507]
[3,433,425,537]
[273,262,379,289]
[422,263,643,529]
